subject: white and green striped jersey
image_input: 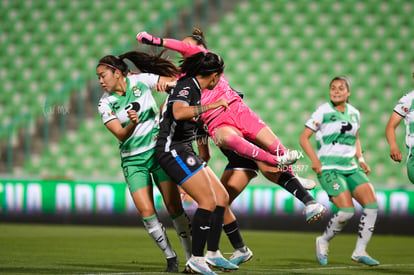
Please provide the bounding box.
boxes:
[393,90,414,148]
[305,101,360,171]
[98,73,160,162]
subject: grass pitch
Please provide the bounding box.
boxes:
[1,223,413,274]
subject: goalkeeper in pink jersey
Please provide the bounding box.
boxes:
[137,29,304,168]
[137,28,325,247]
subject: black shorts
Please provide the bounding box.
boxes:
[220,148,259,172]
[156,144,206,185]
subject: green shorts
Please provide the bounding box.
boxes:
[407,154,414,184]
[317,168,370,197]
[122,149,171,194]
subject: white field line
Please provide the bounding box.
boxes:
[81,263,414,275]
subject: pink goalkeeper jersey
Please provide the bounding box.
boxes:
[164,39,242,125]
[200,75,242,125]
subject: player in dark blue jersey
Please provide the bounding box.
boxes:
[156,52,237,274]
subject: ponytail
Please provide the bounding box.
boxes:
[97,51,179,77]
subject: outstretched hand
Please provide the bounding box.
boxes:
[136,31,163,46]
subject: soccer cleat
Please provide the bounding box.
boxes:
[351,252,380,266]
[229,247,253,265]
[205,250,239,271]
[185,256,217,275]
[276,150,300,166]
[316,236,329,265]
[305,202,326,223]
[296,176,316,190]
[165,256,179,273]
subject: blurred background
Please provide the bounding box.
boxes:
[1,0,413,231]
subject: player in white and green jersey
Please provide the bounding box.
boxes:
[99,72,160,165]
[386,72,414,184]
[96,51,191,273]
[300,76,379,267]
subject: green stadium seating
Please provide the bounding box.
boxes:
[2,0,413,185]
[206,0,413,185]
[0,0,193,177]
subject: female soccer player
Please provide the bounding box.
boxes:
[385,72,414,184]
[96,51,192,272]
[194,120,258,266]
[299,76,380,266]
[156,51,238,275]
[136,29,324,226]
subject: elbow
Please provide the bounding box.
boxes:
[116,132,130,143]
[299,135,307,148]
[173,111,190,120]
[384,125,394,138]
[174,114,186,120]
[117,136,127,143]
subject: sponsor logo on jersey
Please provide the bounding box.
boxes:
[186,156,196,166]
[104,111,115,117]
[401,105,409,112]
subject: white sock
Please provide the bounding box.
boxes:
[353,208,378,255]
[143,216,176,259]
[321,210,354,242]
[172,211,192,260]
[206,250,222,258]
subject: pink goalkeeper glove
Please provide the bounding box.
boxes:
[136,32,163,46]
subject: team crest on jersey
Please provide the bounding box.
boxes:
[186,156,196,166]
[178,89,189,97]
[132,86,142,97]
[312,120,319,127]
[332,182,340,191]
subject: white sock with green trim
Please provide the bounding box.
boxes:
[321,210,354,242]
[143,215,176,259]
[353,208,377,255]
[172,211,192,260]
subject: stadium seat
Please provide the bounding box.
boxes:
[1,0,411,186]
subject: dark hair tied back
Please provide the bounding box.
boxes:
[189,28,208,49]
[180,52,224,77]
[98,55,129,76]
[98,51,179,77]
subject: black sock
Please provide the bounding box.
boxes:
[207,206,225,252]
[278,172,314,205]
[192,208,212,256]
[223,220,245,250]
